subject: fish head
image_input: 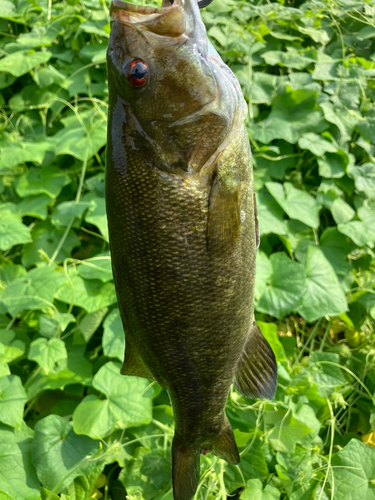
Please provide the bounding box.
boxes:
[107,0,247,174]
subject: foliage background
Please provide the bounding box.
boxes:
[0,0,375,498]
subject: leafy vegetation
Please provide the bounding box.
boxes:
[0,0,374,498]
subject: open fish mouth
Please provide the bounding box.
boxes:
[110,0,213,37]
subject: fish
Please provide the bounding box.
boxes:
[105,1,277,499]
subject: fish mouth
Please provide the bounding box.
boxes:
[110,0,186,37]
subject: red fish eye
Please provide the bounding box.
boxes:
[127,60,149,88]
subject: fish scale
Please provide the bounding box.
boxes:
[106,1,277,498]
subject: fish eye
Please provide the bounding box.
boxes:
[127,60,149,88]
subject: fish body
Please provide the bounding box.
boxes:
[106,1,277,498]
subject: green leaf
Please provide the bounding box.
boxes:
[0,375,27,428]
[266,182,321,229]
[240,479,280,499]
[338,221,375,247]
[39,312,76,339]
[18,195,51,220]
[348,163,375,199]
[55,267,117,313]
[1,142,50,170]
[317,151,348,178]
[119,447,171,500]
[332,439,375,499]
[297,246,348,322]
[256,193,287,236]
[0,423,40,500]
[249,90,326,144]
[0,51,52,77]
[22,220,80,267]
[331,197,355,224]
[261,49,315,70]
[320,101,359,141]
[75,308,108,343]
[256,253,307,319]
[258,321,287,363]
[0,330,25,364]
[224,435,269,493]
[77,252,113,282]
[298,133,337,156]
[51,201,92,228]
[16,166,71,198]
[2,266,66,316]
[82,194,109,241]
[32,414,100,494]
[28,338,68,374]
[308,352,348,391]
[102,308,125,361]
[0,218,32,251]
[320,228,353,291]
[73,362,153,438]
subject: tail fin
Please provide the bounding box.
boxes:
[212,418,240,465]
[172,437,200,500]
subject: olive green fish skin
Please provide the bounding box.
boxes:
[106,0,276,495]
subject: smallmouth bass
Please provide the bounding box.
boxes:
[105,1,277,498]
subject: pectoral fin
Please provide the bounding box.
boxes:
[207,172,241,254]
[234,321,277,399]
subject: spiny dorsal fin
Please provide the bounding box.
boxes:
[207,171,241,254]
[234,321,277,400]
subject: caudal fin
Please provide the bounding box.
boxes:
[172,437,200,500]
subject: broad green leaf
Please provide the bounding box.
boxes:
[225,435,269,493]
[317,151,348,178]
[256,253,306,319]
[332,439,375,500]
[0,423,40,500]
[331,197,355,224]
[308,352,348,391]
[258,321,287,363]
[320,101,359,141]
[0,265,27,286]
[265,406,315,452]
[2,266,66,316]
[55,267,117,313]
[320,228,353,291]
[255,141,295,180]
[25,342,92,400]
[1,142,50,170]
[262,49,315,70]
[16,166,71,198]
[39,312,76,338]
[275,447,315,500]
[254,251,272,301]
[240,479,280,499]
[75,308,108,343]
[9,86,58,113]
[18,195,51,220]
[249,90,326,144]
[119,448,171,500]
[256,193,286,236]
[28,338,67,374]
[82,194,109,241]
[77,252,113,282]
[348,163,375,199]
[0,51,52,77]
[102,308,125,361]
[51,201,92,228]
[297,246,348,322]
[0,219,32,251]
[0,330,25,364]
[338,221,375,247]
[0,375,27,428]
[32,415,100,493]
[266,182,320,229]
[22,220,80,267]
[298,133,337,156]
[73,362,153,438]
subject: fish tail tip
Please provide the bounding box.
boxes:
[172,436,200,500]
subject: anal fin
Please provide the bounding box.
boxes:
[121,337,154,380]
[211,417,240,465]
[234,321,277,399]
